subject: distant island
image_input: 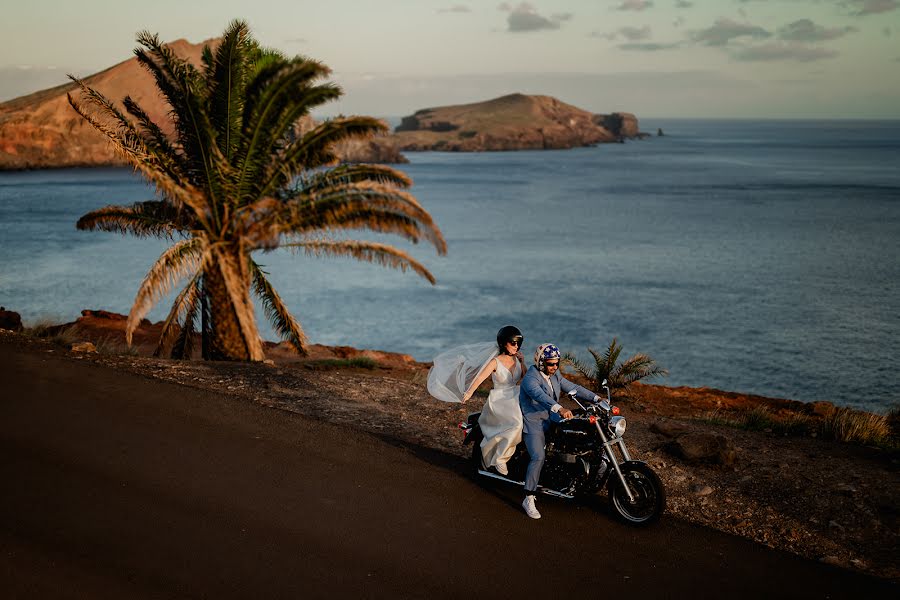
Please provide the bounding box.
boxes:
[0,38,644,170]
[389,93,642,152]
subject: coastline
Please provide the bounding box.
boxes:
[3,309,898,580]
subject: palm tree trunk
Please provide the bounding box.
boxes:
[204,244,265,361]
[201,280,210,360]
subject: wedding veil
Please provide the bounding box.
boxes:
[427,341,500,403]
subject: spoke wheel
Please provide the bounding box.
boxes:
[608,462,665,526]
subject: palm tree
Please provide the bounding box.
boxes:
[68,21,445,361]
[563,338,668,394]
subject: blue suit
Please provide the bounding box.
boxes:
[518,365,597,492]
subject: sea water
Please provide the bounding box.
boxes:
[1,119,898,411]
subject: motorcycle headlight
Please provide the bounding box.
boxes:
[609,416,627,437]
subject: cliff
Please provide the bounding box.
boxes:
[390,93,641,152]
[0,39,404,169]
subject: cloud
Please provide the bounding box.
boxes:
[615,0,654,11]
[500,2,569,32]
[777,19,858,41]
[619,42,681,51]
[594,25,652,41]
[691,18,771,46]
[438,4,471,13]
[284,37,307,44]
[842,0,900,16]
[673,16,686,28]
[732,42,838,62]
[675,0,693,7]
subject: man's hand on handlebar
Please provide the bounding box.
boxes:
[559,408,574,420]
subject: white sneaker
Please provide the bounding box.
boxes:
[522,495,541,519]
[495,462,508,476]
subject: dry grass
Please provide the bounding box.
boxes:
[26,324,83,348]
[820,406,894,447]
[699,403,897,449]
[699,405,813,436]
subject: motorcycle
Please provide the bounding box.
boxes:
[459,380,665,525]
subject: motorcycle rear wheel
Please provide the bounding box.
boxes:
[608,462,665,526]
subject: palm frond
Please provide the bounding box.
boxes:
[259,116,387,197]
[134,32,226,218]
[284,240,437,284]
[250,260,308,354]
[125,238,205,345]
[76,201,192,238]
[171,285,201,360]
[562,352,597,389]
[154,271,202,357]
[278,181,446,253]
[67,81,213,226]
[616,353,669,386]
[120,96,185,180]
[296,163,412,191]
[207,20,251,160]
[234,60,337,200]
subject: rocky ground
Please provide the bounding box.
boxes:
[2,312,898,581]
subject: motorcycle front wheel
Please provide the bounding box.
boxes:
[608,462,665,526]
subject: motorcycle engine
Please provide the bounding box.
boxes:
[541,451,590,494]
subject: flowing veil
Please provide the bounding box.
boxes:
[427,342,500,403]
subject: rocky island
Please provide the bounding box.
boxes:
[390,93,642,152]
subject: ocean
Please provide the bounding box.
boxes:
[1,119,898,411]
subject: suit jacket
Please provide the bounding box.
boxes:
[518,365,597,434]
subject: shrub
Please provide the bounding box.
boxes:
[563,338,667,395]
[820,407,892,447]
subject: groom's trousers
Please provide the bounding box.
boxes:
[523,417,550,493]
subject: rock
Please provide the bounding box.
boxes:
[667,433,736,466]
[0,307,23,331]
[806,401,835,417]
[692,484,714,496]
[820,555,846,568]
[70,341,97,353]
[650,420,690,439]
[595,112,640,138]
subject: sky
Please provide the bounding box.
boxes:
[1,0,898,118]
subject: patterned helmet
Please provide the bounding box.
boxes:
[534,343,561,369]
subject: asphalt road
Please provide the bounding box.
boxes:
[0,337,894,599]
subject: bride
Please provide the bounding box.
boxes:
[427,326,526,476]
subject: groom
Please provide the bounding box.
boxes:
[518,343,601,519]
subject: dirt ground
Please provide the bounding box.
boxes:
[5,320,898,581]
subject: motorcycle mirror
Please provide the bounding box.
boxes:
[567,389,577,397]
[602,379,609,387]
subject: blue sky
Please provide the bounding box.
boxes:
[1,1,898,118]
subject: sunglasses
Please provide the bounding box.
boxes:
[544,361,560,367]
[506,339,523,347]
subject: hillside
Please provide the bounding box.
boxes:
[0,39,403,169]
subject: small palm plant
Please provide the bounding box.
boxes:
[563,338,668,395]
[68,21,445,361]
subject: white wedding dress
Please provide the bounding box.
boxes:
[478,357,523,470]
[426,342,524,470]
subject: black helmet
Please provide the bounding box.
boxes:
[496,325,524,354]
